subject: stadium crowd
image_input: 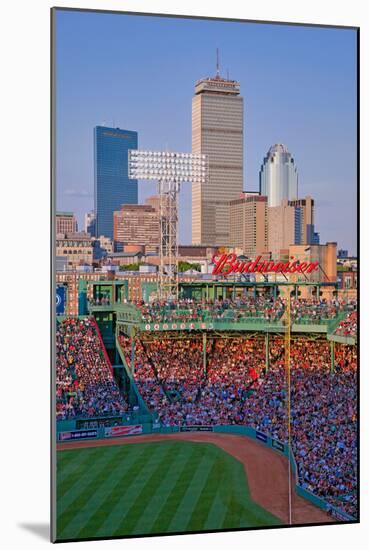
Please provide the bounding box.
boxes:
[122,337,170,414]
[243,340,357,517]
[56,318,129,420]
[137,296,285,324]
[118,334,357,517]
[55,300,357,518]
[119,335,264,425]
[334,310,357,337]
[289,298,350,323]
[135,296,357,328]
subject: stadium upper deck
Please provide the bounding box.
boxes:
[87,292,357,345]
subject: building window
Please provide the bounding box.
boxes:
[344,277,351,289]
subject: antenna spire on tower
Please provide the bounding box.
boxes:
[216,48,220,77]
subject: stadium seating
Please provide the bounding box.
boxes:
[118,332,357,517]
[56,318,129,420]
[57,296,357,517]
[334,310,357,337]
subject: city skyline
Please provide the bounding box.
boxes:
[55,10,357,254]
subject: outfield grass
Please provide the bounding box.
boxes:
[56,440,280,540]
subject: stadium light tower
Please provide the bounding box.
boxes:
[128,150,208,299]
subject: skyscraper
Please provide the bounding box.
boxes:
[94,126,138,239]
[229,192,268,257]
[259,144,298,207]
[288,196,319,245]
[268,195,318,259]
[192,62,243,246]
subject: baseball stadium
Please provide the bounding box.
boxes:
[54,277,358,541]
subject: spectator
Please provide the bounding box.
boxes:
[56,318,128,420]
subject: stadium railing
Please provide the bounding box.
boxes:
[325,312,357,345]
[115,334,159,422]
[110,303,354,335]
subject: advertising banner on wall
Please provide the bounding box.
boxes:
[58,429,98,441]
[179,426,214,432]
[104,425,143,438]
[56,285,66,315]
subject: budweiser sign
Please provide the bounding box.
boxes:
[211,254,319,277]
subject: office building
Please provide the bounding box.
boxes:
[144,195,160,213]
[92,235,114,260]
[113,203,159,253]
[259,144,298,207]
[289,197,319,245]
[94,126,138,239]
[338,249,349,259]
[56,256,68,272]
[289,242,337,285]
[229,192,268,257]
[268,196,318,259]
[85,211,96,236]
[56,232,93,268]
[337,269,357,300]
[56,212,77,235]
[192,66,243,246]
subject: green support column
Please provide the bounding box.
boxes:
[209,284,214,301]
[115,326,120,364]
[130,329,135,375]
[265,332,269,372]
[203,332,207,375]
[330,339,335,375]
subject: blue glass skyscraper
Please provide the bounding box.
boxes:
[94,126,138,238]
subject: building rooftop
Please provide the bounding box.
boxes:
[107,251,142,258]
[268,144,290,155]
[194,75,240,96]
[116,204,156,212]
[95,126,137,136]
[230,193,267,205]
[56,231,92,241]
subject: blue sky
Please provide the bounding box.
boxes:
[55,9,357,254]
